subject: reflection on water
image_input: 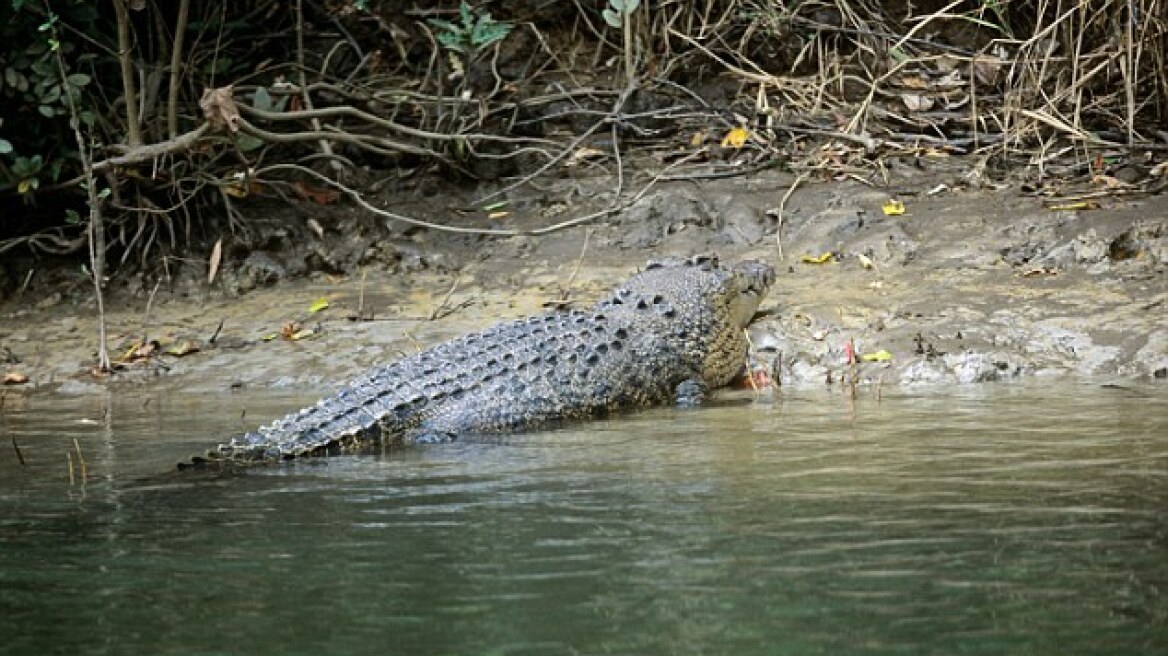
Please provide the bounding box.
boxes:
[1,382,1166,655]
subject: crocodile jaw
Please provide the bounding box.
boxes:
[729,261,776,328]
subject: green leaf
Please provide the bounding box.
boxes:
[0,138,11,154]
[471,16,510,47]
[65,73,90,87]
[602,8,621,28]
[37,104,54,118]
[436,31,467,53]
[459,1,472,29]
[252,86,274,111]
[40,84,61,104]
[236,134,264,152]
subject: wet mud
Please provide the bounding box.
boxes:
[0,167,1165,397]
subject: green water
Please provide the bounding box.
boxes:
[1,382,1166,655]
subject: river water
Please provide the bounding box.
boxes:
[1,381,1165,655]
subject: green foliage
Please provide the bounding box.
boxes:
[0,0,98,196]
[236,86,290,152]
[428,1,512,55]
[602,0,641,28]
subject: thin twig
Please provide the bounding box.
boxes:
[73,437,87,481]
[428,275,462,321]
[774,171,810,261]
[559,227,593,304]
[11,437,26,467]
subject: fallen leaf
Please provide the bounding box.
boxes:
[294,181,342,204]
[857,253,875,270]
[165,341,201,357]
[721,126,749,149]
[733,366,771,389]
[487,211,510,220]
[262,332,279,342]
[3,372,29,385]
[289,328,316,341]
[690,130,707,147]
[114,340,160,364]
[306,218,325,239]
[801,252,836,264]
[1046,201,1100,211]
[882,198,906,215]
[896,74,930,89]
[565,147,605,167]
[208,237,223,284]
[1091,174,1132,190]
[279,322,300,340]
[860,350,893,362]
[308,298,330,314]
[901,93,934,112]
[199,85,241,132]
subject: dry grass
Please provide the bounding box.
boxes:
[8,1,1166,267]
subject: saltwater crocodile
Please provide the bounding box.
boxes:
[186,255,774,467]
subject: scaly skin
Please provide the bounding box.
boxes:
[185,255,774,467]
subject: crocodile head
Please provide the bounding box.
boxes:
[725,259,776,327]
[605,254,775,327]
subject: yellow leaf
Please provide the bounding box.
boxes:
[222,182,250,198]
[208,237,223,284]
[308,298,329,314]
[800,251,836,264]
[290,328,316,341]
[165,340,201,357]
[487,211,509,220]
[1046,201,1100,211]
[17,179,31,195]
[565,147,605,167]
[882,198,906,215]
[860,350,893,362]
[262,333,278,342]
[857,253,875,269]
[721,126,749,149]
[690,130,706,147]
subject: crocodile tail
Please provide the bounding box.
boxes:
[179,373,415,468]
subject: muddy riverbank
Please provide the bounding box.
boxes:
[1,168,1165,397]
